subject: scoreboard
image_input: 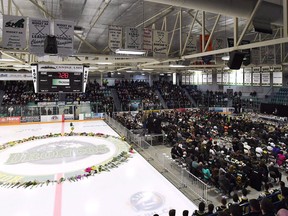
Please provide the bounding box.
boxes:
[31,64,89,93]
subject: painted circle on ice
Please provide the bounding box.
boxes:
[0,133,130,185]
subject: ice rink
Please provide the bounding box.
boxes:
[0,120,197,216]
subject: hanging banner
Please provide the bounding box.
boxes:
[229,71,236,85]
[143,28,152,51]
[252,72,261,86]
[108,26,122,52]
[185,74,190,85]
[217,73,222,84]
[261,72,270,86]
[54,20,74,56]
[125,27,142,49]
[200,35,213,51]
[236,69,243,85]
[185,34,197,54]
[202,73,207,84]
[29,18,50,55]
[190,73,194,84]
[273,72,282,86]
[223,72,229,84]
[207,71,213,84]
[153,30,168,58]
[181,74,186,85]
[244,71,252,86]
[2,15,27,49]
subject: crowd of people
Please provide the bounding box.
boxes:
[112,108,288,215]
[115,79,162,111]
[154,80,192,109]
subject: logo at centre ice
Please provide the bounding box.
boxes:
[5,140,110,165]
[130,191,164,211]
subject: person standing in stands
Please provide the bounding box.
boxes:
[192,202,207,216]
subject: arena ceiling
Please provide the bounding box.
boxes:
[0,0,287,74]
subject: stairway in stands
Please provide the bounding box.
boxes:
[110,88,121,111]
[0,90,4,105]
[154,89,168,109]
[182,87,196,107]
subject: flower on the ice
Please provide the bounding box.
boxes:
[85,167,92,173]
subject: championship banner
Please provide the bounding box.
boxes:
[185,34,197,54]
[185,74,190,85]
[207,71,213,84]
[236,69,243,85]
[244,70,252,86]
[261,72,271,86]
[153,30,168,58]
[217,73,222,84]
[273,72,282,86]
[2,15,27,49]
[181,74,186,84]
[202,73,207,84]
[29,18,50,55]
[108,26,122,52]
[252,72,260,86]
[143,28,152,51]
[223,72,229,84]
[190,73,194,84]
[229,71,236,85]
[125,27,142,50]
[54,20,74,56]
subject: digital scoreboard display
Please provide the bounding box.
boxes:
[38,71,83,93]
[32,64,89,93]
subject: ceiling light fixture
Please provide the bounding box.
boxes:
[169,64,186,68]
[13,64,31,68]
[0,58,16,62]
[142,68,154,71]
[115,49,146,55]
[221,56,230,61]
[97,62,113,65]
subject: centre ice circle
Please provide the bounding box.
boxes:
[0,133,131,187]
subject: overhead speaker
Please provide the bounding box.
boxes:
[253,20,273,34]
[44,35,58,54]
[227,51,245,70]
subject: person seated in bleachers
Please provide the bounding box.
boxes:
[260,197,275,216]
[259,184,272,199]
[269,163,282,182]
[229,204,243,216]
[248,199,262,216]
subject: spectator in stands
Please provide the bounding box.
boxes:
[249,199,262,216]
[277,209,288,216]
[269,163,282,182]
[229,204,242,216]
[260,198,275,216]
[239,188,249,205]
[206,203,214,215]
[192,201,206,216]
